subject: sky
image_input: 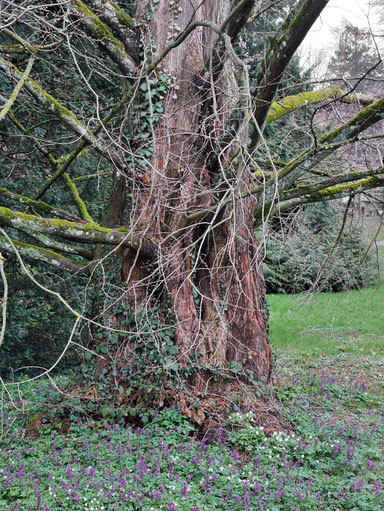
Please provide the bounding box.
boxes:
[301,0,380,73]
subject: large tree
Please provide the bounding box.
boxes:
[1,0,384,423]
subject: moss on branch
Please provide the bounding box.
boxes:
[319,96,384,145]
[267,86,374,124]
[0,188,85,223]
[255,175,384,226]
[0,56,119,165]
[0,54,35,122]
[0,207,156,259]
[70,0,136,75]
[0,236,90,275]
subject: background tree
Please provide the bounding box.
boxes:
[1,0,384,425]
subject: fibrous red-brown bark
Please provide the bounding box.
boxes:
[120,0,272,392]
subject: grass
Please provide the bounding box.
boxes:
[268,247,384,359]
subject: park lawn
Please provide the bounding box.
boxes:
[268,270,384,359]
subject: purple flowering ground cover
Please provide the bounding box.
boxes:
[0,356,383,511]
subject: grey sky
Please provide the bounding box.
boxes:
[301,0,380,73]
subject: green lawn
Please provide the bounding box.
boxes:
[268,249,384,358]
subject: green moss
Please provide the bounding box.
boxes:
[267,86,343,124]
[0,44,26,54]
[0,56,95,139]
[71,0,135,73]
[319,96,384,145]
[72,0,121,42]
[106,0,134,29]
[0,189,54,214]
[61,173,93,223]
[0,236,83,264]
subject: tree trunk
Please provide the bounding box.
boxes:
[91,0,272,425]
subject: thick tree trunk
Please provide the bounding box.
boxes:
[91,0,272,423]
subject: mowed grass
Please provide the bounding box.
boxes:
[268,247,384,358]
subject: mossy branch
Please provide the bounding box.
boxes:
[255,174,384,226]
[0,54,35,121]
[267,86,374,124]
[254,166,384,224]
[0,56,120,166]
[1,28,64,53]
[0,187,86,223]
[17,227,94,260]
[318,95,384,145]
[60,173,94,223]
[0,207,156,259]
[72,171,112,183]
[0,236,91,276]
[85,0,134,38]
[70,0,136,75]
[280,167,384,202]
[269,95,384,190]
[5,112,94,222]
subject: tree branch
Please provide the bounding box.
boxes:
[84,0,136,55]
[0,54,35,121]
[267,85,375,124]
[0,56,121,167]
[257,174,384,225]
[0,207,157,259]
[17,227,94,260]
[70,0,137,75]
[6,111,94,222]
[0,187,86,223]
[0,236,91,276]
[251,0,329,144]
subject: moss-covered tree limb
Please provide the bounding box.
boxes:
[0,207,156,259]
[0,56,121,167]
[60,173,94,223]
[255,174,384,226]
[1,28,64,53]
[6,111,95,222]
[0,188,86,223]
[0,54,35,122]
[261,94,384,198]
[70,0,137,75]
[318,95,384,145]
[266,86,374,124]
[251,0,329,146]
[72,171,112,183]
[0,236,91,275]
[281,167,384,202]
[0,44,28,54]
[17,227,94,260]
[254,166,384,222]
[85,0,135,45]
